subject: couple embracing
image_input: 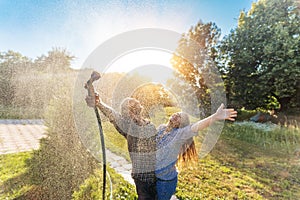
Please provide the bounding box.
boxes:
[86,92,237,200]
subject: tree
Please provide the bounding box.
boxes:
[0,48,75,118]
[170,21,223,117]
[131,83,175,118]
[0,50,31,106]
[34,47,74,73]
[219,0,300,111]
[110,72,151,111]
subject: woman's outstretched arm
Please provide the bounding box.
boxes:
[191,104,237,132]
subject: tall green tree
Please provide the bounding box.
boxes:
[219,0,300,111]
[170,21,222,117]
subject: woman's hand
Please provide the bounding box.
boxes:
[191,104,237,132]
[214,103,237,121]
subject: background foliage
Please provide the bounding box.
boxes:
[218,0,300,111]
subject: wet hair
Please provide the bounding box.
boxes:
[178,112,190,128]
[121,97,142,117]
[177,138,198,168]
[120,97,147,125]
[120,97,132,118]
[176,112,198,168]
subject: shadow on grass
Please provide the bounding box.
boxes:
[2,171,45,200]
[1,170,31,199]
[1,154,44,200]
[211,137,300,199]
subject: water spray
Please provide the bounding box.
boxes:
[84,71,107,200]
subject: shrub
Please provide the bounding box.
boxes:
[25,85,98,200]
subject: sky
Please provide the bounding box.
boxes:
[0,0,255,70]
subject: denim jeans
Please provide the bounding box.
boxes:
[134,178,157,200]
[157,176,178,200]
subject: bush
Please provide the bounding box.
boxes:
[25,86,98,200]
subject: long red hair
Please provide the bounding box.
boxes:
[176,112,198,168]
[177,138,198,168]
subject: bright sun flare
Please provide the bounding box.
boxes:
[105,49,173,73]
[104,49,175,84]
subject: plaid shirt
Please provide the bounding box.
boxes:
[100,105,157,183]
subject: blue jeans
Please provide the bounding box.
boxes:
[157,176,178,200]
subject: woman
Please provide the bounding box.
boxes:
[156,104,237,200]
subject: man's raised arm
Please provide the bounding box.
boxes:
[85,94,127,137]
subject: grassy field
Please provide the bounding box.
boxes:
[99,116,300,199]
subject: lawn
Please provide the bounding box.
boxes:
[0,152,33,199]
[176,136,300,199]
[102,118,300,199]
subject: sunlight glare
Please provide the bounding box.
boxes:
[105,49,173,73]
[104,49,175,85]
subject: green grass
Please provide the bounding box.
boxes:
[0,151,137,200]
[82,108,300,199]
[174,123,300,199]
[0,152,33,200]
[1,124,300,199]
[102,121,130,161]
[175,138,300,199]
[72,166,137,200]
[76,124,300,199]
[101,107,300,199]
[223,122,299,153]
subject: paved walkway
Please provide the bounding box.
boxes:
[0,119,47,154]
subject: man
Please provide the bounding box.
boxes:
[86,94,157,200]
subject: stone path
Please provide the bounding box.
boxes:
[106,148,134,185]
[0,119,47,154]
